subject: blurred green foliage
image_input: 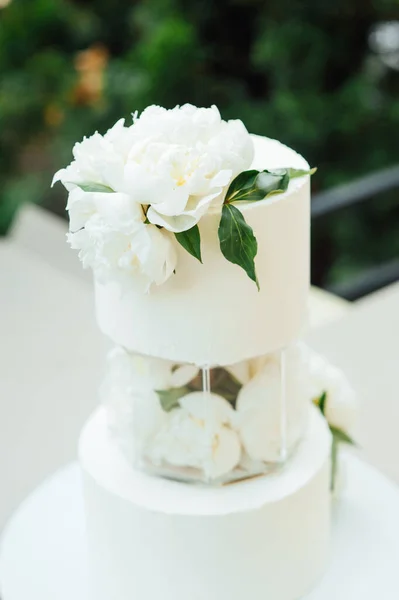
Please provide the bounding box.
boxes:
[1,0,399,286]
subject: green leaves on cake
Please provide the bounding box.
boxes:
[157,387,189,412]
[224,168,315,204]
[218,167,316,289]
[218,204,259,289]
[175,225,202,263]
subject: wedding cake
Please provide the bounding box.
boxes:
[53,104,357,600]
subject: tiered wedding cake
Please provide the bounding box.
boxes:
[53,104,357,600]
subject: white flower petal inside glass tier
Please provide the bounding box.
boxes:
[102,343,353,484]
[234,344,310,463]
[148,392,241,480]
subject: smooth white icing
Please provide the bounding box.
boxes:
[94,134,310,366]
[79,406,331,600]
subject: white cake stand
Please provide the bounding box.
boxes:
[1,455,399,600]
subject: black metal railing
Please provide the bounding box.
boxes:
[311,166,399,300]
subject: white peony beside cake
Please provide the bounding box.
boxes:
[53,104,358,600]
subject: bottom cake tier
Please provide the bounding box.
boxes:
[79,405,332,600]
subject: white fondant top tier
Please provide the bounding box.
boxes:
[95,135,310,365]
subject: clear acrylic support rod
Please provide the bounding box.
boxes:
[279,348,288,462]
[201,365,212,484]
[202,365,211,394]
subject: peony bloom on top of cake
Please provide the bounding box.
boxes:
[52,104,254,291]
[53,103,315,291]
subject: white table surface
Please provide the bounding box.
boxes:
[1,454,399,600]
[0,241,107,530]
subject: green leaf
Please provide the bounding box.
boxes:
[174,225,202,262]
[156,387,188,412]
[225,169,289,203]
[315,391,355,445]
[330,426,355,446]
[224,166,317,205]
[330,426,356,491]
[76,182,114,193]
[331,436,338,492]
[287,167,317,179]
[225,170,261,202]
[315,391,327,415]
[218,204,259,289]
[257,169,290,197]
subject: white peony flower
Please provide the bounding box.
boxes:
[105,346,175,390]
[52,118,135,188]
[68,214,177,292]
[53,104,253,289]
[102,348,173,458]
[306,349,358,434]
[147,391,241,480]
[324,381,358,434]
[102,348,202,462]
[65,186,144,234]
[125,104,254,233]
[234,344,309,463]
[169,363,199,388]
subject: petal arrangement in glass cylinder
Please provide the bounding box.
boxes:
[102,343,311,484]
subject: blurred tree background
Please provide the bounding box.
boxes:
[1,0,399,289]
